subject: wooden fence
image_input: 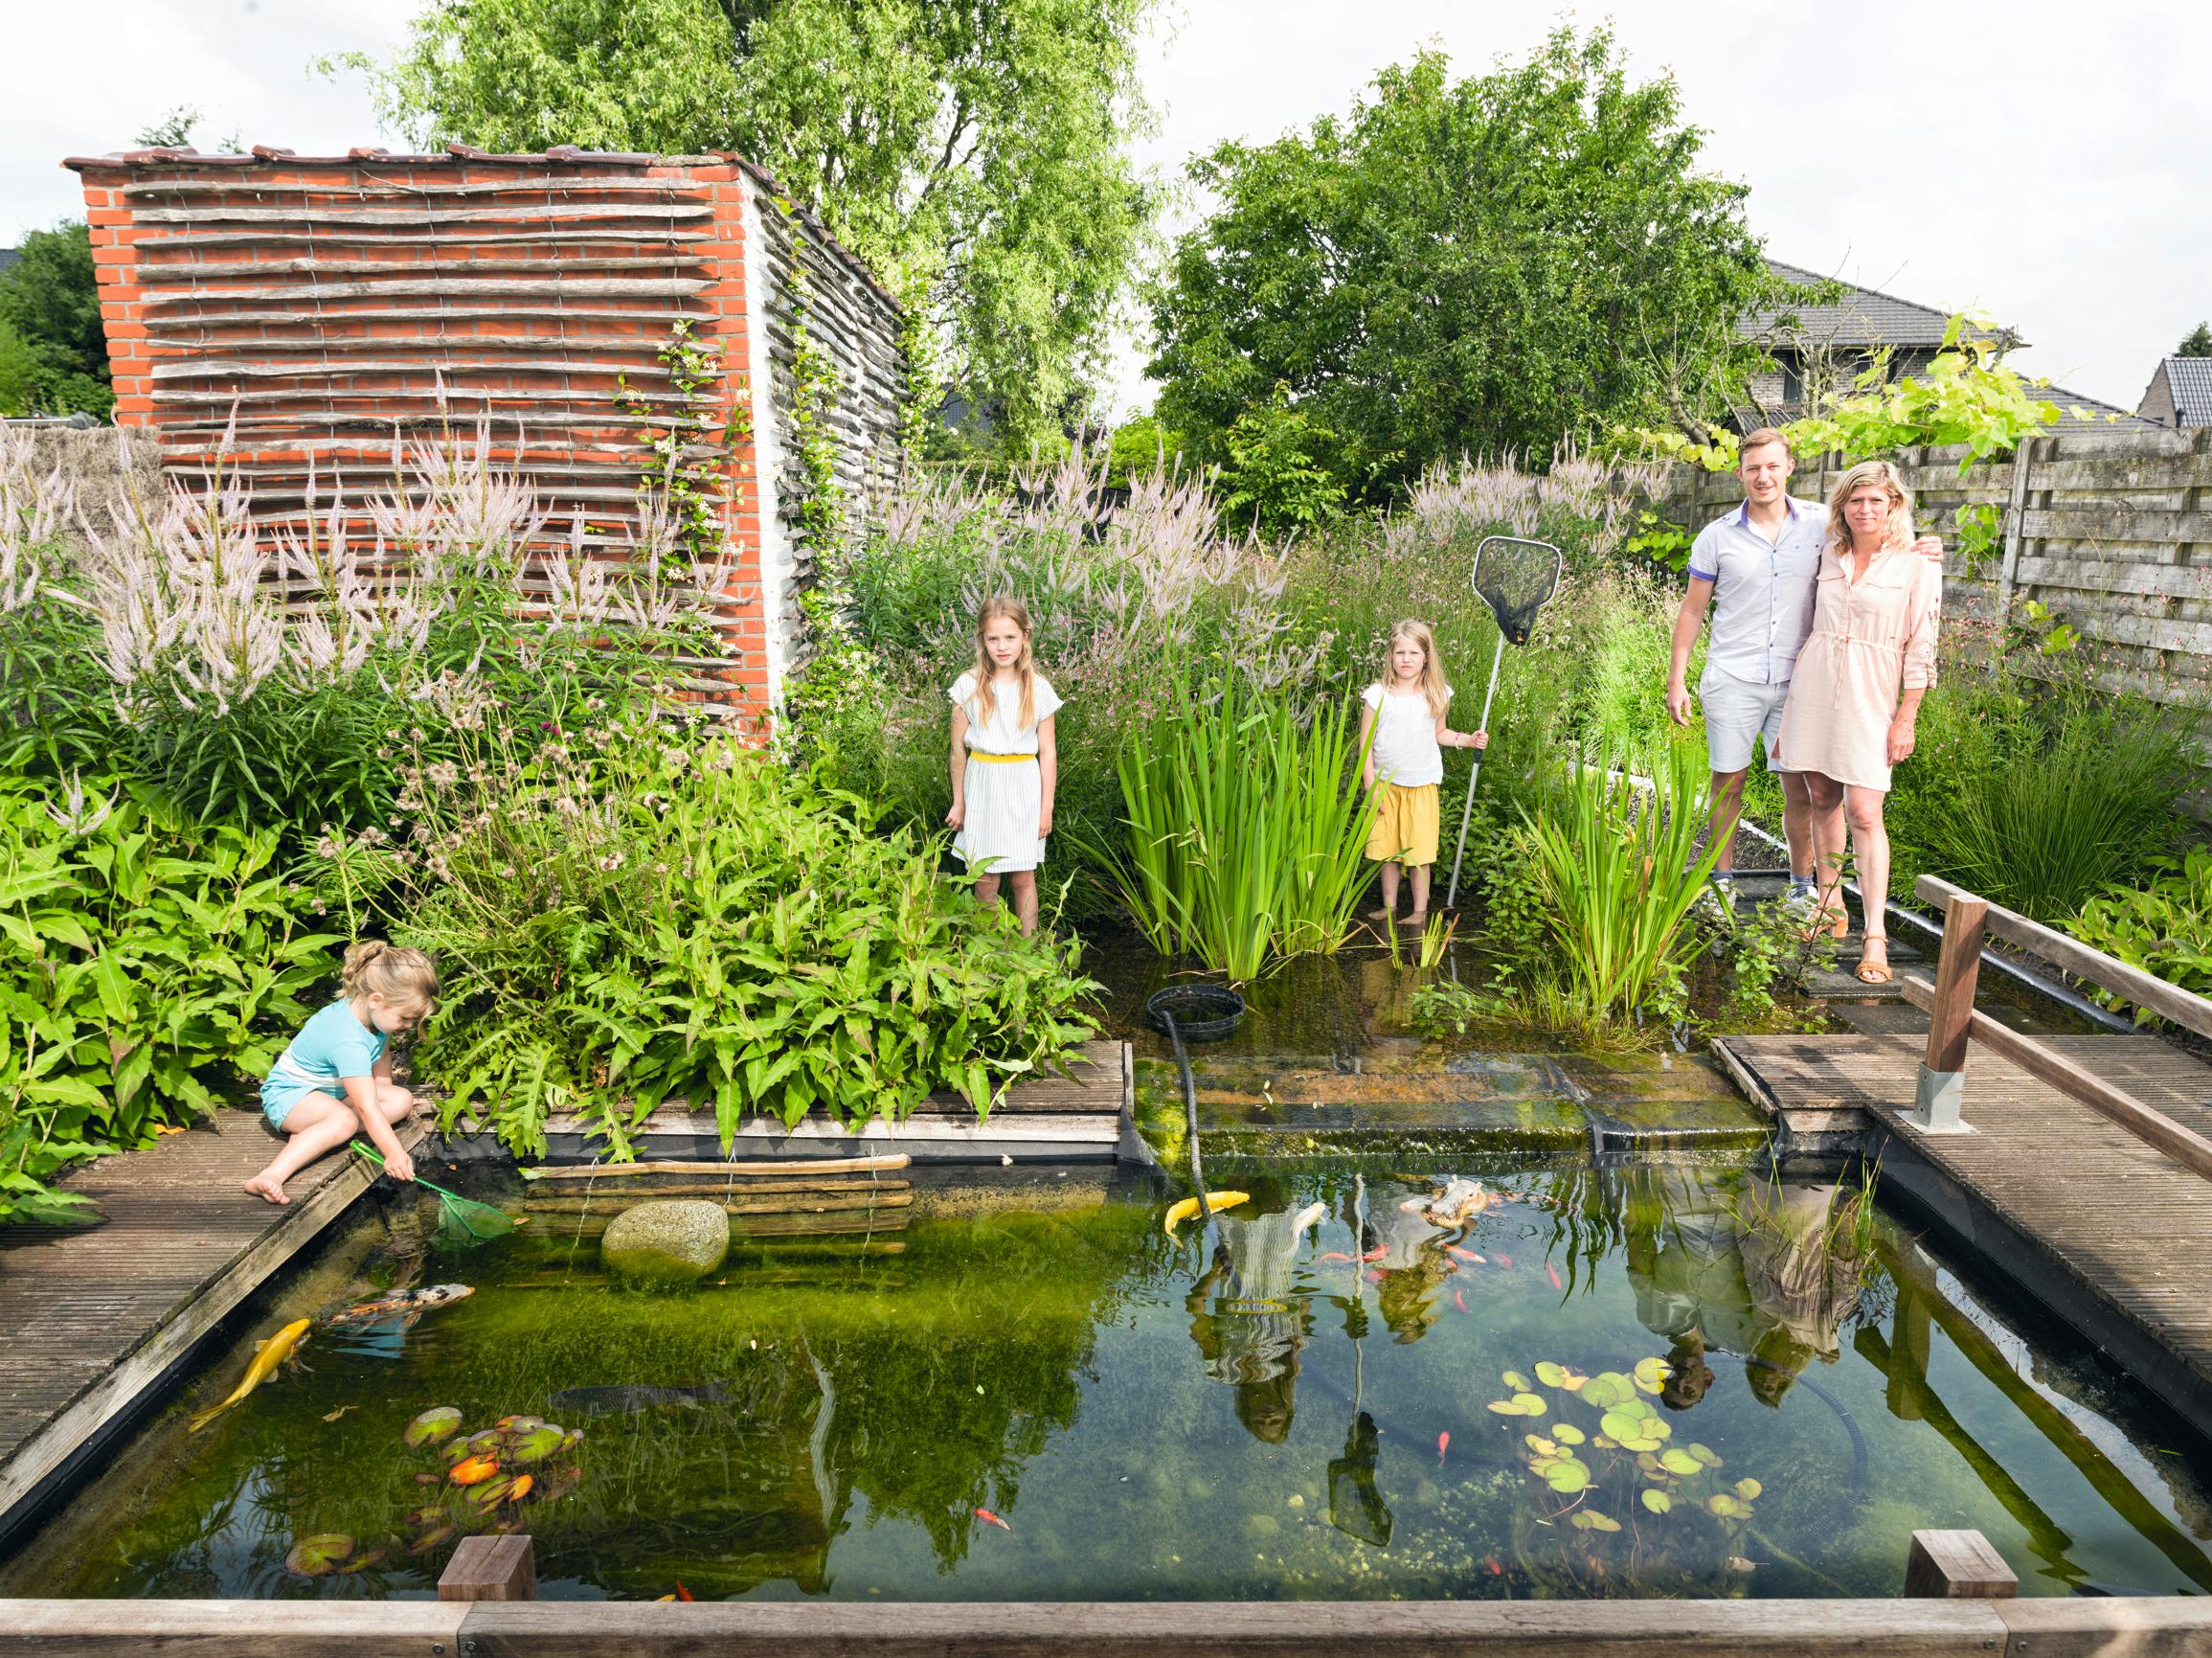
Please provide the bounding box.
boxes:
[1657,425,2212,724]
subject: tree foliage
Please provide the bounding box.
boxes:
[0,223,111,420]
[344,0,1156,446]
[2178,322,2212,358]
[1145,29,1774,503]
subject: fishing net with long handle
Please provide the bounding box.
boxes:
[352,1140,520,1245]
[1444,536,1566,910]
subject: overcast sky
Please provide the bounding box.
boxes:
[6,0,2206,415]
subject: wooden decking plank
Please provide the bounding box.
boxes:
[1715,1030,2212,1394]
[0,1112,422,1534]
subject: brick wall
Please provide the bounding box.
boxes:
[66,144,907,728]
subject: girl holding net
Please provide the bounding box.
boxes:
[1357,621,1487,928]
[243,943,435,1205]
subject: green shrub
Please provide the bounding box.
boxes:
[2071,847,2212,1014]
[364,720,1099,1160]
[1094,674,1373,982]
[0,770,330,1223]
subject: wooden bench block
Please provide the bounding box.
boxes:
[440,1533,537,1601]
[1905,1528,2018,1599]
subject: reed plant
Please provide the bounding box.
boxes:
[1098,673,1375,982]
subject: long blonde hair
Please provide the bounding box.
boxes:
[1826,460,1914,556]
[341,941,439,1013]
[1375,620,1452,718]
[970,595,1038,732]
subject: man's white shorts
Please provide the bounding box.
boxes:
[1700,667,1791,774]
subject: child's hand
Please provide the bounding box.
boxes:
[1471,730,1488,750]
[385,1147,417,1185]
[946,800,965,830]
[1037,807,1053,837]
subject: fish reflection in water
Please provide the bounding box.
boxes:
[546,1382,740,1417]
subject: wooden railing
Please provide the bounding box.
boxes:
[1899,874,2212,1178]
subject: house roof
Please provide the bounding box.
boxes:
[1752,259,2019,352]
[2152,357,2212,425]
[2037,380,2160,431]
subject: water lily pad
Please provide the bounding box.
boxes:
[1642,1488,1673,1515]
[1501,1370,1531,1392]
[1511,1392,1546,1418]
[508,1423,566,1465]
[1533,1361,1568,1388]
[1599,1410,1643,1442]
[1660,1447,1703,1476]
[507,1473,534,1502]
[403,1407,463,1448]
[1643,1417,1672,1440]
[1706,1493,1748,1519]
[1735,1477,1763,1501]
[1580,1372,1635,1409]
[1551,1423,1586,1445]
[335,1548,386,1576]
[449,1455,501,1487]
[408,1524,455,1555]
[1545,1463,1590,1494]
[1633,1356,1674,1394]
[284,1533,354,1577]
[1617,1435,1661,1452]
[1487,1399,1527,1416]
[1524,1435,1556,1455]
[467,1475,514,1507]
[1591,1434,1617,1449]
[1569,1510,1620,1532]
[1688,1442,1723,1468]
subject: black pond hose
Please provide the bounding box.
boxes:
[1163,1011,1213,1229]
[1705,1351,1870,1502]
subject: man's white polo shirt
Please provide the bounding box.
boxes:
[1685,496,1828,686]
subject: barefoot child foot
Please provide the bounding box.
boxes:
[246,942,437,1206]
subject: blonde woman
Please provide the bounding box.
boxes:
[1357,620,1486,927]
[947,595,1061,936]
[1773,462,1942,983]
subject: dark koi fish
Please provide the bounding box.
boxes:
[324,1284,474,1329]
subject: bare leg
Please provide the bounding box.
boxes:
[1007,869,1039,937]
[1805,774,1848,921]
[1707,767,1749,874]
[1376,862,1401,920]
[243,1093,359,1205]
[1408,863,1432,918]
[1844,784,1890,944]
[1779,771,1817,882]
[972,871,1003,913]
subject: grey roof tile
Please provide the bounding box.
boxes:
[1752,259,2017,352]
[2160,357,2212,424]
[2036,380,2160,430]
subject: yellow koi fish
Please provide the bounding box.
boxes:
[1163,1191,1249,1235]
[188,1318,311,1433]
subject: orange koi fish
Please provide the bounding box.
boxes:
[1546,1261,1563,1290]
[1453,1288,1468,1315]
[1320,1252,1353,1262]
[976,1508,1012,1533]
[675,1580,695,1601]
[1448,1246,1485,1265]
[1437,1431,1450,1464]
[1360,1245,1388,1262]
[1494,1252,1513,1269]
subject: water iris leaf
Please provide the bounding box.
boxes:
[404,1407,463,1447]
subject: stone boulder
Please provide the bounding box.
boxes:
[600,1200,729,1285]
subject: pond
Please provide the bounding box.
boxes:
[6,1154,2208,1602]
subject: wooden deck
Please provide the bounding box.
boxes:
[510,1038,1135,1164]
[0,1112,422,1543]
[1715,1031,2212,1433]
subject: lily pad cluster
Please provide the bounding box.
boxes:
[1489,1358,1763,1539]
[399,1407,585,1555]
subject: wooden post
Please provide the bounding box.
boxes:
[1885,1276,1931,1423]
[1912,891,1989,1131]
[1905,1528,2018,1598]
[439,1533,536,1601]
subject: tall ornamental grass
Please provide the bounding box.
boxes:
[1099,674,1374,982]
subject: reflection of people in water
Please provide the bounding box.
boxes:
[1186,1202,1320,1443]
[1344,1186,1460,1345]
[1737,1180,1864,1402]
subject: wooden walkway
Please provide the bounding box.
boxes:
[1715,1031,2212,1431]
[520,1039,1135,1164]
[0,1111,422,1541]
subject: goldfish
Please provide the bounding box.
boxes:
[1448,1246,1485,1264]
[1366,1269,1386,1283]
[675,1580,695,1601]
[975,1508,1012,1532]
[1162,1192,1250,1235]
[188,1318,311,1433]
[1546,1261,1563,1290]
[1320,1252,1353,1262]
[1454,1289,1468,1315]
[1494,1253,1513,1269]
[1437,1431,1450,1464]
[1360,1245,1388,1262]
[1485,1556,1503,1577]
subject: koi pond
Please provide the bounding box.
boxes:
[6,1149,2209,1602]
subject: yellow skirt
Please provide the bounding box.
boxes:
[1366,782,1440,867]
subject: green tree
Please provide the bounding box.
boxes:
[1145,29,1774,502]
[0,223,111,420]
[2178,322,2212,358]
[344,0,1157,447]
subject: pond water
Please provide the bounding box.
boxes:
[8,1156,2209,1602]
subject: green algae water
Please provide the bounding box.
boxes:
[7,1158,2210,1601]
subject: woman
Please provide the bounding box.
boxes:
[1773,461,1941,984]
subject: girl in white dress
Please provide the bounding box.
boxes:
[946,597,1062,936]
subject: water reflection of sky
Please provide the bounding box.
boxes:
[8,1163,2210,1602]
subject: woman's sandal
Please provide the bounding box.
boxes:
[1856,935,1892,984]
[1802,903,1850,942]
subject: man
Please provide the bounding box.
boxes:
[1664,429,1937,910]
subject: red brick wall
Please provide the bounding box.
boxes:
[70,146,792,724]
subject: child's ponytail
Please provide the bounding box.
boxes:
[342,941,440,1011]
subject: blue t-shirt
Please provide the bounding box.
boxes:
[265,1000,387,1097]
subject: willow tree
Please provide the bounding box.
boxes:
[342,0,1157,447]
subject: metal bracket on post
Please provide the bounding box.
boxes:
[1910,1063,1968,1132]
[1903,889,1990,1135]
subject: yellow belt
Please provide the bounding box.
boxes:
[967,750,1036,764]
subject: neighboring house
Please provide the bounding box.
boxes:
[0,248,18,278]
[2137,357,2212,428]
[1743,259,2154,433]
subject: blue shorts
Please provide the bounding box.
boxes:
[260,1079,337,1131]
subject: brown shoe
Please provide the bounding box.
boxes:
[1855,935,1892,984]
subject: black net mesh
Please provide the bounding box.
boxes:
[1473,535,1565,646]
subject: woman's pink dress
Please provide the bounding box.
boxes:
[1775,543,1940,792]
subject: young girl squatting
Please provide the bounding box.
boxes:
[947,597,1062,937]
